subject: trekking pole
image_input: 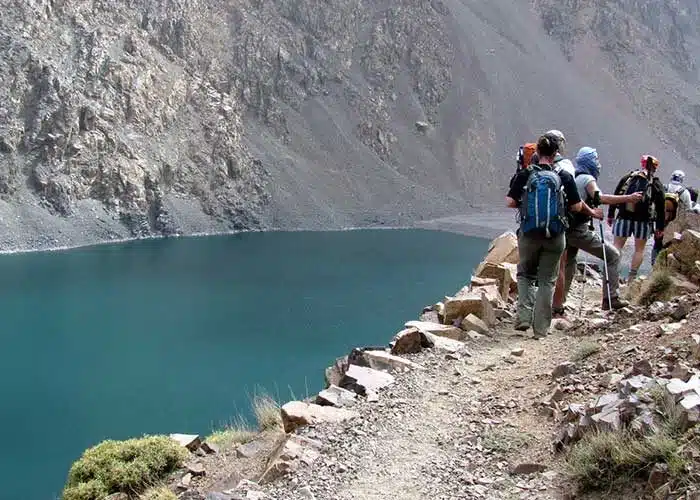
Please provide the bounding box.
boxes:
[598,221,613,311]
[578,251,588,318]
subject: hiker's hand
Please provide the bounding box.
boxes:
[627,192,643,203]
[607,218,613,227]
[591,208,604,220]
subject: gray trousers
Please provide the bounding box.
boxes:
[517,231,565,337]
[563,222,621,302]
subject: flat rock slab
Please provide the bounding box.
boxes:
[390,327,424,354]
[170,433,201,451]
[359,350,423,372]
[316,384,357,407]
[340,364,395,395]
[405,320,465,340]
[236,439,269,459]
[422,331,465,353]
[281,401,358,433]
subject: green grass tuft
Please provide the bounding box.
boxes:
[636,269,674,306]
[62,435,188,500]
[482,428,534,454]
[252,393,283,431]
[207,415,258,447]
[566,430,685,493]
[139,485,178,500]
[571,341,601,362]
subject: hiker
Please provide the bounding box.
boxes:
[651,191,682,265]
[552,147,643,313]
[506,133,594,339]
[529,130,575,175]
[607,155,666,281]
[665,170,693,212]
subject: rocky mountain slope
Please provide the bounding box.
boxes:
[1,0,698,250]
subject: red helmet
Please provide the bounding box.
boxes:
[641,154,659,170]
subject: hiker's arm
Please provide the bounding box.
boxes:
[681,190,692,210]
[578,200,603,218]
[569,201,584,213]
[607,175,628,220]
[505,196,518,208]
[505,171,527,208]
[590,181,642,205]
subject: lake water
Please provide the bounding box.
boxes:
[0,229,489,500]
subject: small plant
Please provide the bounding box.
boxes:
[636,269,674,306]
[207,415,258,447]
[252,393,283,431]
[140,485,178,500]
[566,430,686,493]
[571,341,601,362]
[62,435,188,500]
[482,428,533,454]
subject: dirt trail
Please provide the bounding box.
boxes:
[262,299,602,500]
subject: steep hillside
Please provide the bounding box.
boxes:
[0,0,698,250]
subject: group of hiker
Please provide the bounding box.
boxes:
[505,130,699,339]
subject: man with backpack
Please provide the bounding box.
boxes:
[506,133,594,339]
[608,155,666,281]
[552,147,643,313]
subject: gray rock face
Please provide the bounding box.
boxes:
[0,0,698,250]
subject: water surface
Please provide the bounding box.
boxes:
[0,229,489,500]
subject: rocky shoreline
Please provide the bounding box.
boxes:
[63,213,700,500]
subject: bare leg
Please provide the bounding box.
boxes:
[552,250,567,312]
[630,237,648,275]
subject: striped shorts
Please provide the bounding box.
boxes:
[612,218,653,240]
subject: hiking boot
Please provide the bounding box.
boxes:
[602,297,628,311]
[514,322,531,331]
[552,306,566,318]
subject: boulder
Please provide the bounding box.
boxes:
[390,327,426,354]
[552,362,576,379]
[422,332,466,353]
[510,463,547,475]
[669,229,700,280]
[353,349,423,372]
[663,211,700,247]
[170,434,201,451]
[476,262,517,300]
[324,356,349,388]
[476,231,519,269]
[340,364,395,395]
[471,276,499,288]
[281,401,358,433]
[405,320,465,341]
[259,435,323,483]
[316,385,357,407]
[460,314,489,335]
[236,440,269,459]
[473,284,506,309]
[442,292,496,326]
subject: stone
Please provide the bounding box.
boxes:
[471,276,499,288]
[477,231,519,268]
[511,348,524,357]
[180,472,192,488]
[298,486,316,499]
[324,356,349,387]
[170,433,201,451]
[671,303,689,321]
[461,314,489,335]
[442,292,496,326]
[236,440,268,459]
[510,463,547,475]
[187,463,206,476]
[551,362,576,379]
[659,323,683,335]
[648,301,668,317]
[551,318,572,331]
[592,393,621,412]
[405,320,465,341]
[666,378,690,398]
[106,495,129,500]
[591,407,621,432]
[466,330,486,341]
[200,442,218,454]
[679,392,700,410]
[648,463,670,491]
[619,375,656,394]
[340,364,395,395]
[354,349,423,372]
[543,386,564,406]
[632,359,653,377]
[421,331,466,353]
[415,121,430,132]
[692,334,700,360]
[473,284,506,309]
[476,262,516,300]
[316,385,357,407]
[588,318,610,329]
[206,494,231,500]
[390,327,424,354]
[259,435,323,484]
[671,229,700,277]
[281,401,358,432]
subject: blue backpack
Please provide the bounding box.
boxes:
[520,165,567,237]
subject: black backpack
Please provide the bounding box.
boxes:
[619,170,654,217]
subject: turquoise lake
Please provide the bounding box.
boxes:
[0,229,489,500]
